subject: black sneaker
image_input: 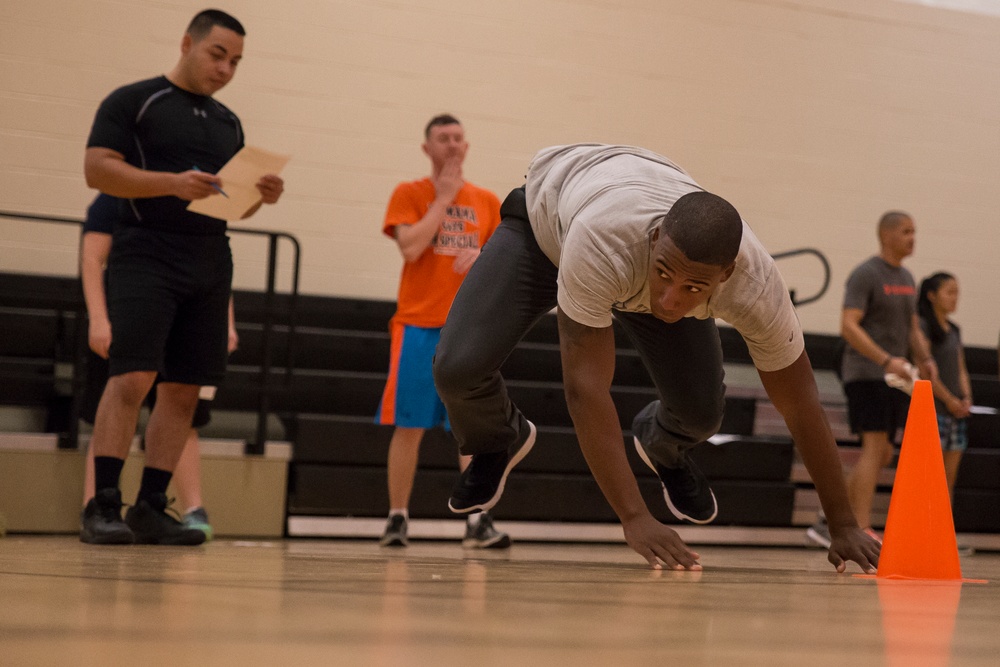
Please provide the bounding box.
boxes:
[462,512,512,549]
[632,437,718,524]
[80,488,135,545]
[379,514,408,547]
[124,493,207,546]
[448,420,536,514]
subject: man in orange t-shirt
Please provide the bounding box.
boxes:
[375,114,505,549]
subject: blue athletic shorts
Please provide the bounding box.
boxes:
[375,322,450,430]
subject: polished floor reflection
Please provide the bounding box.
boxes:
[0,536,997,665]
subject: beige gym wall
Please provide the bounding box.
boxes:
[1,0,998,345]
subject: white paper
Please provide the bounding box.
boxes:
[187,145,291,221]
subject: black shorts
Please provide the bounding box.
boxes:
[80,350,212,428]
[106,226,233,385]
[843,380,911,443]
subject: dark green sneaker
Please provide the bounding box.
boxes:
[182,507,214,542]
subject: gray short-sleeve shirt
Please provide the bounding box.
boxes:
[840,256,917,383]
[524,143,804,372]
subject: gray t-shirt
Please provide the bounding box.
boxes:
[920,318,964,412]
[524,143,804,372]
[840,256,917,383]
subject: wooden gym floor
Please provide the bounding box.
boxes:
[0,536,998,666]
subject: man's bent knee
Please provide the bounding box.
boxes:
[105,371,156,407]
[154,382,201,414]
[677,409,723,444]
[432,353,461,400]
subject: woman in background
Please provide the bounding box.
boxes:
[918,272,972,499]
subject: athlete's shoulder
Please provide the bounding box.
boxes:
[391,178,434,196]
[99,76,174,114]
[106,75,172,100]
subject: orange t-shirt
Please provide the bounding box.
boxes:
[383,178,502,327]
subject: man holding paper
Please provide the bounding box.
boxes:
[80,9,284,545]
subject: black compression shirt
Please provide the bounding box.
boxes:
[87,75,244,235]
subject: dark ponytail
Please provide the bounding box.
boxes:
[918,272,955,345]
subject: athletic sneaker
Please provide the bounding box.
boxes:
[462,512,512,549]
[182,507,214,542]
[449,419,537,514]
[80,488,134,545]
[806,515,832,549]
[124,493,206,546]
[631,404,718,524]
[633,437,718,524]
[379,514,408,547]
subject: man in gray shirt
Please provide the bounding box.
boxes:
[809,212,935,547]
[433,143,880,573]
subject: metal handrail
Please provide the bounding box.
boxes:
[0,209,300,455]
[771,247,831,307]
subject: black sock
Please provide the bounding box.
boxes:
[137,467,173,504]
[94,456,125,493]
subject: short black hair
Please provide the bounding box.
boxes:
[660,191,743,266]
[187,9,245,40]
[425,114,461,140]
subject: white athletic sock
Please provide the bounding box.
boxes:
[466,513,483,528]
[389,509,409,521]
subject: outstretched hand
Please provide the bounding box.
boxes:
[622,513,702,570]
[827,525,880,574]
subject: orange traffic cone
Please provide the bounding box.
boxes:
[877,380,962,580]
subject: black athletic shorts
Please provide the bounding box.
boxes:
[105,225,233,385]
[843,380,911,443]
[80,350,212,428]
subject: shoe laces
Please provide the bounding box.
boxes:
[143,494,183,521]
[163,497,185,522]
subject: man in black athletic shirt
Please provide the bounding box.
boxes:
[81,9,284,545]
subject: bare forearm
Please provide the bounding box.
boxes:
[80,260,109,322]
[959,370,972,401]
[842,320,892,366]
[85,154,179,199]
[395,197,451,261]
[908,322,933,365]
[567,390,650,523]
[759,353,858,529]
[790,408,856,528]
[79,233,112,322]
